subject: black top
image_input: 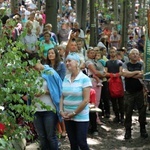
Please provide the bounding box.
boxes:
[106,60,123,73]
[123,62,143,92]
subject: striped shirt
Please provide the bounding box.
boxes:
[62,71,92,122]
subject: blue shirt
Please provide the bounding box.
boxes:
[62,71,92,122]
[40,40,56,57]
[56,62,66,81]
[42,65,62,121]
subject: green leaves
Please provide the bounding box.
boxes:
[0,16,54,148]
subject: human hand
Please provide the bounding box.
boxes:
[60,111,74,120]
[60,111,69,119]
[22,95,28,101]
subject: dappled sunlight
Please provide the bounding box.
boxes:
[101,125,112,131]
[87,137,102,145]
[115,134,124,140]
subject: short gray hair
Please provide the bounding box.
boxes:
[129,48,139,54]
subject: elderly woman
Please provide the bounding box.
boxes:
[60,52,92,150]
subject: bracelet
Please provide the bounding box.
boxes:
[72,111,76,115]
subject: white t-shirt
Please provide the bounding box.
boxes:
[35,78,56,112]
[97,42,106,49]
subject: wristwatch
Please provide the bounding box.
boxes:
[72,111,76,115]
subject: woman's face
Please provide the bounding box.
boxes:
[58,48,65,56]
[87,50,95,59]
[66,59,78,71]
[48,49,56,60]
[44,33,50,41]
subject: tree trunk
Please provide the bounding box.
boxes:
[142,0,146,26]
[90,0,96,46]
[45,0,57,33]
[76,0,82,27]
[11,0,19,14]
[114,0,118,22]
[59,0,62,16]
[131,0,135,21]
[76,0,87,32]
[37,0,41,10]
[121,0,129,48]
[104,0,108,8]
[138,0,143,26]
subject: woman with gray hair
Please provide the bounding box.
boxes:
[60,52,92,150]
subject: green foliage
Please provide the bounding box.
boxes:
[0,18,53,148]
[95,1,114,21]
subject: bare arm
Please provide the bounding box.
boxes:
[105,66,122,78]
[132,71,143,79]
[105,67,111,77]
[60,87,91,119]
[65,31,76,57]
[88,64,105,78]
[122,68,141,78]
[59,95,64,112]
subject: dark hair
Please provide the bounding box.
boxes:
[43,31,51,37]
[100,47,106,51]
[100,37,106,43]
[141,35,145,38]
[46,48,61,70]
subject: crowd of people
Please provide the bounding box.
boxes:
[0,0,150,150]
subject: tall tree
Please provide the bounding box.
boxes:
[37,0,41,10]
[11,0,19,14]
[90,0,97,46]
[131,0,135,21]
[121,0,130,47]
[58,0,63,16]
[76,0,87,32]
[114,0,118,22]
[45,0,57,33]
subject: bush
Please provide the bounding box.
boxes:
[0,13,45,149]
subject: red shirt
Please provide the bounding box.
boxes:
[90,88,96,104]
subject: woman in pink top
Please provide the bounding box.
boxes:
[40,10,46,25]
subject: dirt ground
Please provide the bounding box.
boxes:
[26,110,150,150]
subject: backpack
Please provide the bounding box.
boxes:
[108,73,124,98]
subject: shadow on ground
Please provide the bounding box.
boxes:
[60,111,150,150]
[26,111,150,150]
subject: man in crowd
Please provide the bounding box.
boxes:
[122,48,148,139]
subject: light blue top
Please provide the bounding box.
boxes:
[41,65,62,121]
[62,71,92,122]
[40,40,56,57]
